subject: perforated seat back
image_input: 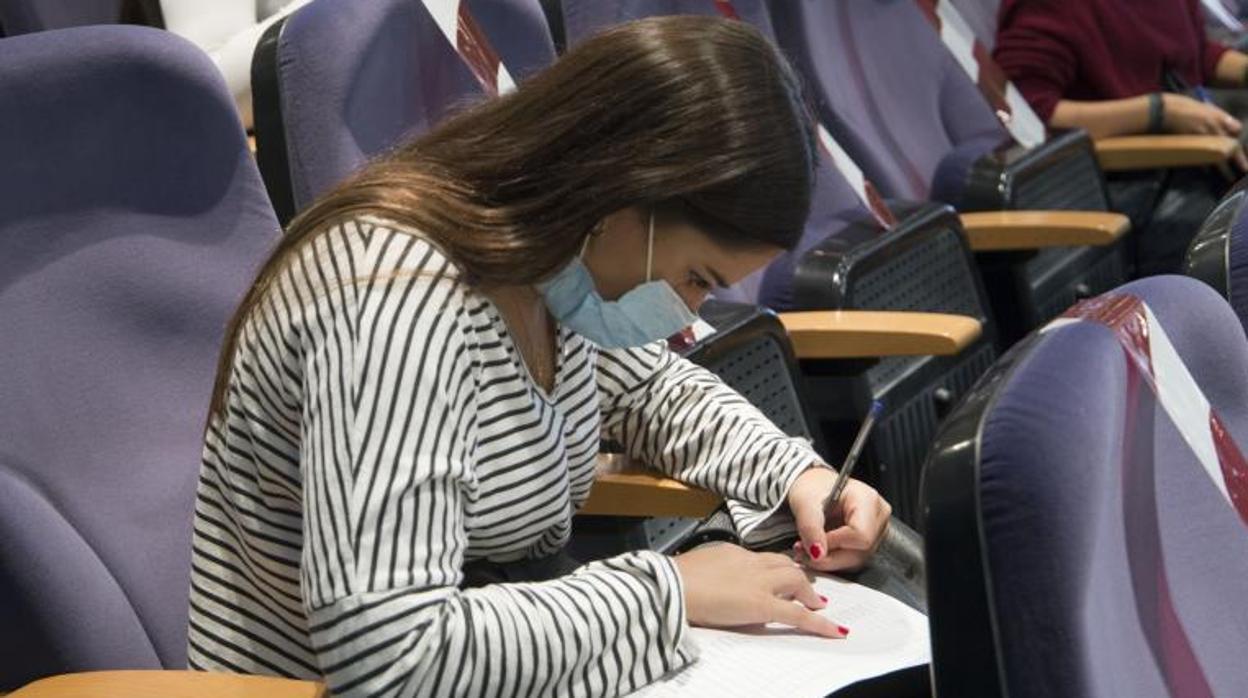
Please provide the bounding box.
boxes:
[689,302,816,443]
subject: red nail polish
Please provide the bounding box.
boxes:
[809,544,823,560]
[838,625,851,636]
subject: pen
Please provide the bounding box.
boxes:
[822,400,883,520]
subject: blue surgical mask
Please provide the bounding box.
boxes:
[538,212,698,349]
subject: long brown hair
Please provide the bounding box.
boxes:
[210,15,814,417]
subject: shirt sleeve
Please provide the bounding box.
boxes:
[993,0,1080,123]
[1195,0,1231,84]
[596,341,825,546]
[294,227,693,697]
[1203,40,1231,86]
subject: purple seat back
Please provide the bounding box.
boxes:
[0,26,279,689]
[0,0,124,35]
[770,0,1006,202]
[564,0,775,39]
[931,275,1248,695]
[561,0,877,309]
[272,0,555,212]
[949,0,1001,49]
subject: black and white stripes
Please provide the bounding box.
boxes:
[187,218,819,696]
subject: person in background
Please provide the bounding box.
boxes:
[996,0,1248,273]
[187,16,893,698]
[996,0,1248,154]
[159,0,309,129]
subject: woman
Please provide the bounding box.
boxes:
[186,16,892,697]
[996,0,1248,274]
[995,0,1248,156]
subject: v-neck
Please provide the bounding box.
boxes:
[480,295,567,403]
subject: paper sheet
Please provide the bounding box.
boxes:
[629,575,930,697]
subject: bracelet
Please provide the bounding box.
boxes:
[1147,92,1165,134]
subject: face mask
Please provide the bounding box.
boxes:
[538,212,698,349]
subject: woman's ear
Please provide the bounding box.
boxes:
[598,207,648,239]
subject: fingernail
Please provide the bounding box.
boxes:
[818,594,828,603]
[838,625,851,637]
[809,544,823,560]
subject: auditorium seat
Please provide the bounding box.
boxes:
[767,0,1138,346]
[0,25,280,690]
[250,0,554,223]
[1184,174,1248,332]
[923,275,1248,697]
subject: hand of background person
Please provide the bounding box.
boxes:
[1163,94,1248,170]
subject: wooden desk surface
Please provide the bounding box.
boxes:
[8,671,325,698]
[581,454,722,518]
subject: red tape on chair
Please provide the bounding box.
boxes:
[1050,293,1248,526]
[714,0,896,229]
[421,0,516,95]
[912,0,1047,148]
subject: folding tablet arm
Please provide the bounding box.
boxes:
[1094,134,1239,172]
[958,210,1130,251]
[7,671,325,698]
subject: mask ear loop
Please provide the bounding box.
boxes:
[645,210,655,283]
[580,218,609,259]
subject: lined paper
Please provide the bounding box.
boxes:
[630,575,930,697]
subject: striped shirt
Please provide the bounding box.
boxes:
[187,218,821,697]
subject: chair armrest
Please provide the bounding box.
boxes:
[1094,134,1237,171]
[9,671,325,698]
[958,210,1129,251]
[581,455,721,518]
[778,311,982,360]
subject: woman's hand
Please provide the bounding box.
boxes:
[786,466,891,572]
[672,544,848,638]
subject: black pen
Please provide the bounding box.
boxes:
[822,400,883,519]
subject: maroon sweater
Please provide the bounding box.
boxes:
[994,0,1229,122]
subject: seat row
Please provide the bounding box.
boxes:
[5,1,1248,695]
